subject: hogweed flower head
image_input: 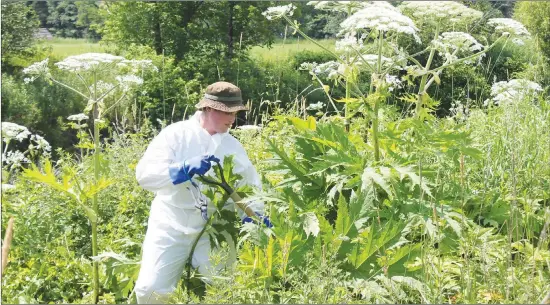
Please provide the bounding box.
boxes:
[432,32,484,63]
[117,59,158,73]
[262,4,295,20]
[116,74,144,92]
[335,32,365,55]
[399,1,482,27]
[487,18,530,37]
[2,122,31,143]
[306,102,325,111]
[340,2,421,43]
[67,113,89,122]
[55,53,125,72]
[22,58,51,82]
[484,79,542,106]
[2,151,29,169]
[307,1,369,14]
[29,134,51,153]
[237,125,262,131]
[487,18,530,45]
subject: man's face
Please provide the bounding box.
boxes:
[203,108,237,134]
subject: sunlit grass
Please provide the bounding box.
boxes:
[249,38,336,62]
[37,38,108,59]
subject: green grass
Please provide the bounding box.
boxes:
[35,37,336,62]
[37,38,108,59]
[249,38,336,62]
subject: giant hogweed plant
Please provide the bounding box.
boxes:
[21,53,155,303]
[264,1,519,162]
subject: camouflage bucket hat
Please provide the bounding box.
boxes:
[196,81,248,112]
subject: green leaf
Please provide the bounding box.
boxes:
[288,116,316,132]
[362,167,393,199]
[83,205,98,223]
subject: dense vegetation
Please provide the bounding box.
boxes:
[2,1,550,304]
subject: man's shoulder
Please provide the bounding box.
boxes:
[223,133,246,151]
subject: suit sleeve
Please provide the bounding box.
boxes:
[135,125,182,192]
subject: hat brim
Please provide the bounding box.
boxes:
[196,98,248,112]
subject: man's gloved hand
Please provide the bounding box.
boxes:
[169,155,220,185]
[243,212,273,228]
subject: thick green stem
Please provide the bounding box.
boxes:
[345,76,351,132]
[372,32,384,162]
[415,25,439,119]
[91,76,100,304]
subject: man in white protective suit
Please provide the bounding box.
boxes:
[134,81,272,304]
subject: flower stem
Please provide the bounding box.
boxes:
[91,74,100,304]
[415,24,439,119]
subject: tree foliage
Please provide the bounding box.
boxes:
[1,3,40,67]
[515,2,550,61]
[99,1,276,61]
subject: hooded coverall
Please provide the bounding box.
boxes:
[134,111,264,304]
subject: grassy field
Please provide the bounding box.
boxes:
[37,38,109,59]
[247,38,336,61]
[36,37,336,62]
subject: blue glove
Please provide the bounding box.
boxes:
[243,212,273,228]
[169,155,220,185]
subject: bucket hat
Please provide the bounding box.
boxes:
[195,81,248,112]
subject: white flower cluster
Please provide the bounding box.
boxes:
[399,1,483,25]
[432,32,483,63]
[385,74,403,92]
[449,100,470,121]
[29,134,51,153]
[237,125,262,131]
[307,1,368,14]
[262,4,295,20]
[22,58,51,83]
[116,74,144,91]
[335,32,365,55]
[305,61,341,80]
[485,79,543,106]
[55,53,125,72]
[487,18,530,45]
[306,101,325,111]
[340,2,421,43]
[2,122,31,142]
[67,113,89,121]
[91,80,116,101]
[2,151,29,169]
[117,59,158,73]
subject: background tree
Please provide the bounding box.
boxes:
[515,2,550,61]
[1,2,40,70]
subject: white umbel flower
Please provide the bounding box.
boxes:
[485,79,542,106]
[2,151,29,168]
[67,113,89,121]
[432,32,484,62]
[335,32,364,55]
[400,1,483,25]
[30,134,51,152]
[2,122,31,142]
[340,2,421,43]
[237,125,262,131]
[91,81,116,100]
[55,53,125,72]
[22,58,51,82]
[307,1,369,13]
[306,102,325,111]
[116,74,144,91]
[2,184,16,191]
[487,18,530,37]
[262,4,296,20]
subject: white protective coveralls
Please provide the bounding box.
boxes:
[134,111,263,304]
